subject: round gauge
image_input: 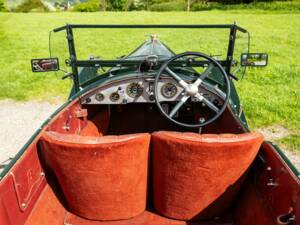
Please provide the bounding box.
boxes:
[126,82,143,98]
[161,83,178,99]
[95,93,104,102]
[110,92,120,102]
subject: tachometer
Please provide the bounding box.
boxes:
[161,83,178,99]
[126,82,143,98]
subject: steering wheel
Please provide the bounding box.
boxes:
[154,52,231,128]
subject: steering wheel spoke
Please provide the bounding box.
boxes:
[193,78,203,87]
[169,95,190,118]
[165,67,188,88]
[193,63,214,87]
[195,93,219,113]
[200,63,214,80]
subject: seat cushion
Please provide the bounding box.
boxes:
[152,131,264,221]
[40,132,150,221]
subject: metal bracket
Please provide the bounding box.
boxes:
[63,109,72,131]
[10,171,45,211]
[277,210,296,225]
[266,166,278,187]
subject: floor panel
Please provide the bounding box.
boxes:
[64,211,233,225]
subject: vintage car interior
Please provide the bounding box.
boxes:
[0,24,299,225]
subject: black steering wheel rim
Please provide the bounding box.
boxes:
[154,51,231,128]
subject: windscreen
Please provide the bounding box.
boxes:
[50,27,249,84]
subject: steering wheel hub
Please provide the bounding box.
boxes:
[186,84,199,96]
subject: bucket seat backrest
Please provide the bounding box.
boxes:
[151,131,264,221]
[40,131,150,221]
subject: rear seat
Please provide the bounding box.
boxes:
[40,131,150,221]
[40,130,263,223]
[151,131,264,220]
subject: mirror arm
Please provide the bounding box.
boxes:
[229,73,238,81]
[61,72,73,80]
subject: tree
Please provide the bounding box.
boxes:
[136,0,160,10]
[101,0,106,10]
[106,0,127,10]
[15,0,49,12]
[187,0,197,11]
[0,0,6,11]
[125,0,134,10]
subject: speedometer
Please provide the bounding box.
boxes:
[161,83,178,99]
[126,82,143,98]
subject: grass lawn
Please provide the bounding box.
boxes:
[0,11,299,151]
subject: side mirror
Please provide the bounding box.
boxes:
[31,58,59,72]
[241,53,268,67]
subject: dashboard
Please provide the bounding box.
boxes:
[81,75,224,106]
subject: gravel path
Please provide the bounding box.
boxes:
[0,100,61,166]
[0,100,299,172]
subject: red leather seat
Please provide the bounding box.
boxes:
[151,131,264,221]
[40,131,151,221]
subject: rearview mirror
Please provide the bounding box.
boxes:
[241,53,268,67]
[31,58,59,72]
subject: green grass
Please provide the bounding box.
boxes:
[191,1,300,12]
[0,11,299,151]
[279,135,300,152]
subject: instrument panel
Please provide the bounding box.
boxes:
[81,76,223,105]
[126,82,144,98]
[161,82,178,99]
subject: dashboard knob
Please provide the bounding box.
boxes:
[149,95,155,101]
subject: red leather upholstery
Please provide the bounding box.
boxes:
[152,131,264,221]
[80,121,102,136]
[40,131,150,221]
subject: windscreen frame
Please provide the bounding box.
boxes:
[53,24,248,93]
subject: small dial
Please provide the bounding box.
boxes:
[126,82,143,98]
[95,93,104,102]
[110,92,120,102]
[161,83,178,99]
